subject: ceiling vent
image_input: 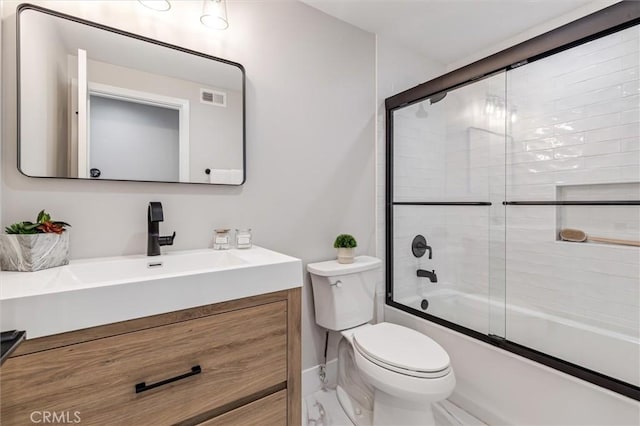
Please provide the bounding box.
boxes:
[200,88,226,107]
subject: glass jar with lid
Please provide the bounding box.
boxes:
[235,228,252,249]
[213,229,231,250]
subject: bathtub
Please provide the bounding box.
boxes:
[400,288,639,387]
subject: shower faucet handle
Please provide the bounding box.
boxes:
[424,244,432,259]
[412,235,432,258]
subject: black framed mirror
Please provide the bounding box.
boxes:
[17,3,246,185]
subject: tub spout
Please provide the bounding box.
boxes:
[417,269,437,283]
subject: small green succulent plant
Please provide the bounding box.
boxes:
[5,210,71,235]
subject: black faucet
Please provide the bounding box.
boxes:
[147,202,175,256]
[417,269,438,283]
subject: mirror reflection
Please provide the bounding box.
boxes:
[18,5,245,185]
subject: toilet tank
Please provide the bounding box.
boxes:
[307,256,382,331]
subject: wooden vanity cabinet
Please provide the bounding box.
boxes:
[0,288,301,426]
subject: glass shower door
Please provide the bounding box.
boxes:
[387,8,639,398]
[505,24,640,386]
[390,71,507,338]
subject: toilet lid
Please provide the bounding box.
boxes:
[353,323,450,374]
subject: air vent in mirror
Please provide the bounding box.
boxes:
[200,88,226,107]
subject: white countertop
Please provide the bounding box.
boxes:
[0,246,302,339]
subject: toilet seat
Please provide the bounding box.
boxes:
[353,322,451,379]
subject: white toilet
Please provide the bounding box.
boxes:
[307,256,455,426]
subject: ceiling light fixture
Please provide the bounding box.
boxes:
[201,0,229,30]
[137,0,172,12]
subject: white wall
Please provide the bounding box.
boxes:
[1,0,376,371]
[304,37,444,393]
[298,34,445,380]
[445,0,622,71]
[296,35,443,392]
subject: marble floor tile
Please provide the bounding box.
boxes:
[303,388,487,426]
[304,387,352,426]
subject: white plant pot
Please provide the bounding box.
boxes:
[0,232,70,272]
[337,247,355,264]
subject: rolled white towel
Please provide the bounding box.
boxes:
[208,169,243,184]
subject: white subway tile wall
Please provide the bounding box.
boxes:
[506,24,639,344]
[390,24,639,385]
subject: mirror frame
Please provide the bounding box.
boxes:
[16,3,246,185]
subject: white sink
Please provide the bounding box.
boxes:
[68,250,248,285]
[0,246,302,338]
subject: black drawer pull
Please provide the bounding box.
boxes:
[135,365,201,394]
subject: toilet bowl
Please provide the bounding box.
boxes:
[308,256,456,426]
[339,323,455,425]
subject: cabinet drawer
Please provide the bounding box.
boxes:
[198,390,287,426]
[0,301,287,425]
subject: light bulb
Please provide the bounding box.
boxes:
[201,0,229,30]
[485,98,495,114]
[137,0,171,12]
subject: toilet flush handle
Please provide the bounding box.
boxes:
[330,280,343,288]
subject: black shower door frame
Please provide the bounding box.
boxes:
[385,1,640,401]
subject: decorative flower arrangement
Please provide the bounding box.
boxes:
[5,210,71,235]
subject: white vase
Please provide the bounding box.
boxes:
[0,232,70,272]
[337,247,355,264]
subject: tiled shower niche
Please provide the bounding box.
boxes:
[556,182,640,246]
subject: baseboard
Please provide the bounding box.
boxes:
[302,358,339,397]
